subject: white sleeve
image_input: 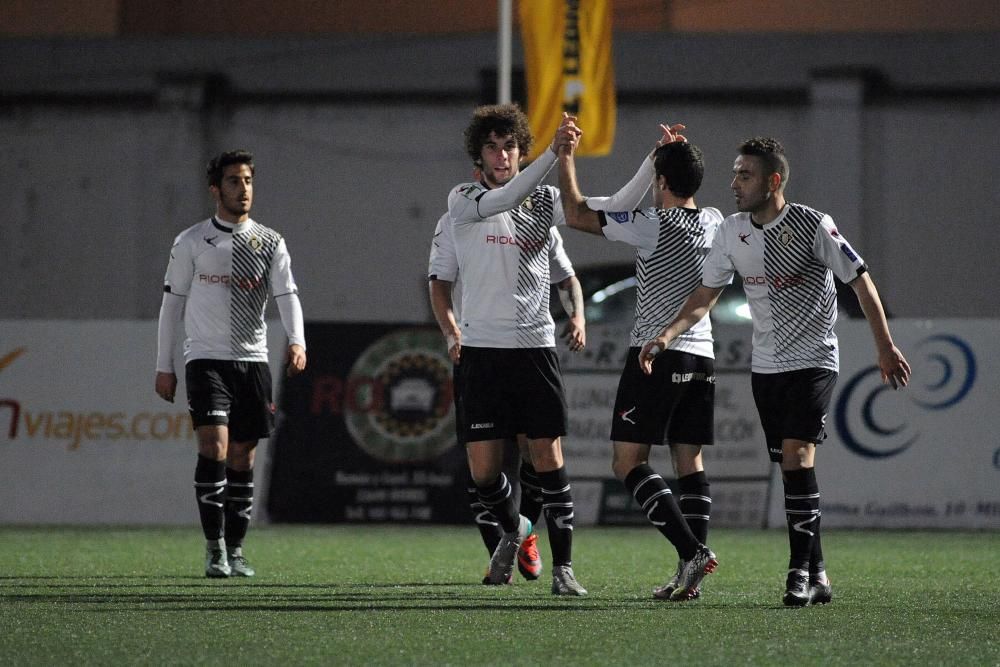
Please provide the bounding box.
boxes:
[701,226,737,288]
[276,293,306,349]
[269,237,299,298]
[448,148,558,222]
[428,213,459,281]
[163,232,194,297]
[813,215,867,282]
[548,185,567,227]
[156,291,185,373]
[600,207,661,253]
[548,227,575,284]
[585,156,654,213]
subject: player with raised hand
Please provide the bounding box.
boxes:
[640,136,910,606]
[442,104,588,595]
[558,119,721,601]
[428,186,585,583]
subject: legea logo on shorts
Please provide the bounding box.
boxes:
[835,334,976,459]
[470,422,494,430]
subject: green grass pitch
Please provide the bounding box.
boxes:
[1,525,997,665]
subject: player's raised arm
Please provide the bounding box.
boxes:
[557,129,604,235]
[587,123,688,215]
[450,114,579,223]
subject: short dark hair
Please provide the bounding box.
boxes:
[206,150,254,187]
[653,142,704,198]
[463,103,533,165]
[739,137,789,188]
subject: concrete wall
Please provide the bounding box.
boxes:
[4,0,999,36]
[1,33,997,322]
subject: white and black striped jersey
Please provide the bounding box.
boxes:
[702,203,867,373]
[163,217,299,363]
[597,206,722,356]
[428,212,575,321]
[444,150,567,348]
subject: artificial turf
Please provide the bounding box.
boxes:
[0,525,996,665]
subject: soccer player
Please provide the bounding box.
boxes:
[428,203,586,583]
[439,103,587,595]
[640,137,911,606]
[154,150,307,578]
[558,121,720,601]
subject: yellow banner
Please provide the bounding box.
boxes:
[520,0,616,158]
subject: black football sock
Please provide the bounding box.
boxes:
[809,523,827,579]
[539,467,574,567]
[476,472,519,533]
[783,467,820,572]
[624,463,699,560]
[224,467,254,552]
[194,455,226,544]
[677,471,712,545]
[467,478,502,555]
[518,459,544,525]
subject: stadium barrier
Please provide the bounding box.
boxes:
[0,320,284,524]
[266,323,469,524]
[1,319,996,528]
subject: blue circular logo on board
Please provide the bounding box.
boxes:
[835,334,975,459]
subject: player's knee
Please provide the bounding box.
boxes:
[611,456,642,482]
[197,441,226,461]
[226,443,256,470]
[780,439,815,470]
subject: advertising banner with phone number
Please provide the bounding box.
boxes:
[766,319,1000,529]
[266,323,470,524]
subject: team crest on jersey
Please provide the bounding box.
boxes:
[247,236,263,251]
[521,197,534,210]
[778,226,794,246]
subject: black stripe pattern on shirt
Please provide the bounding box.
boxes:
[764,204,838,369]
[230,223,281,357]
[510,187,556,348]
[632,208,710,346]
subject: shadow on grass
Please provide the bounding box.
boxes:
[0,578,756,612]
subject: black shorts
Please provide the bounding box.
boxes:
[751,368,837,463]
[185,359,275,442]
[610,347,715,446]
[454,346,567,443]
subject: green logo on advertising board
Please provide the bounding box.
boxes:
[343,329,455,463]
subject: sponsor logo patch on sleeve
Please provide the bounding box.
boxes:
[608,211,630,223]
[840,243,859,262]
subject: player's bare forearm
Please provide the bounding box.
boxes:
[557,276,584,321]
[850,273,893,349]
[429,279,461,362]
[850,272,911,389]
[638,285,723,374]
[557,276,586,352]
[557,150,603,235]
